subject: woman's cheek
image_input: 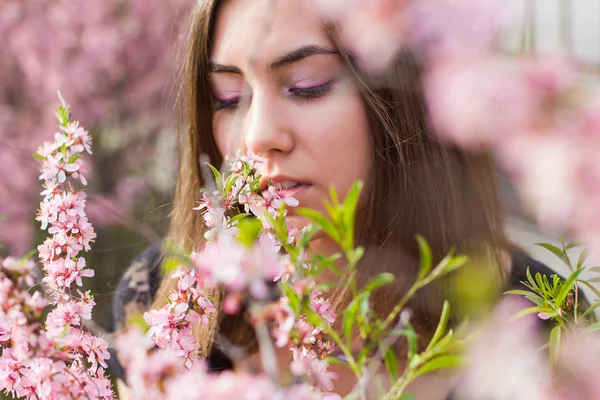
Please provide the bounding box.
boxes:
[213,117,234,157]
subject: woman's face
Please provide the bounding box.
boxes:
[210,0,372,232]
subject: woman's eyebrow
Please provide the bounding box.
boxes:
[210,63,242,74]
[269,45,338,70]
[209,45,338,75]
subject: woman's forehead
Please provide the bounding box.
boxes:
[211,0,332,70]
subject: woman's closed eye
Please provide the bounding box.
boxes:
[289,79,335,100]
[214,95,240,111]
[213,79,336,111]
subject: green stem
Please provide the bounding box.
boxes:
[381,368,414,400]
[563,248,580,325]
[372,281,423,339]
[320,318,361,377]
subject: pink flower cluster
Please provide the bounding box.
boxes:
[118,327,321,400]
[191,233,284,314]
[37,118,97,297]
[271,282,338,391]
[0,103,114,399]
[143,267,216,368]
[138,153,341,395]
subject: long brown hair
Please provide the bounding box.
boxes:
[153,0,508,357]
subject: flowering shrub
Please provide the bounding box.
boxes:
[120,149,467,399]
[0,0,189,255]
[0,97,465,399]
[2,1,600,399]
[0,97,113,399]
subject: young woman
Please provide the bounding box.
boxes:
[112,0,568,397]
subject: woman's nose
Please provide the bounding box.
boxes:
[243,91,294,156]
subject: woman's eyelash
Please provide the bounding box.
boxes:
[213,80,335,111]
[213,97,239,112]
[289,80,335,100]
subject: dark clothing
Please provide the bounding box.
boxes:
[109,243,587,387]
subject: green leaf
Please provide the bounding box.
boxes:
[398,323,419,358]
[525,267,538,289]
[555,268,584,307]
[442,255,469,276]
[579,279,600,300]
[534,272,545,290]
[504,289,538,297]
[581,301,600,318]
[504,290,545,307]
[33,152,45,161]
[343,298,359,343]
[315,282,339,292]
[161,257,183,274]
[228,213,251,226]
[206,163,223,192]
[549,326,561,364]
[296,208,340,243]
[297,224,319,248]
[577,250,589,269]
[305,310,326,330]
[397,394,415,400]
[416,235,432,280]
[224,174,240,195]
[340,181,363,250]
[21,249,37,263]
[415,355,462,377]
[322,356,348,366]
[565,242,583,250]
[237,217,262,247]
[328,185,340,206]
[347,247,364,266]
[280,284,300,312]
[426,300,450,352]
[359,294,370,320]
[589,266,600,274]
[364,273,395,293]
[535,242,568,265]
[323,199,341,224]
[382,345,399,382]
[127,313,150,333]
[584,321,600,333]
[160,291,173,305]
[513,306,555,320]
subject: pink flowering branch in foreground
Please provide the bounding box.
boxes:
[125,151,467,399]
[0,96,113,399]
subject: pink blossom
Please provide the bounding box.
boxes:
[0,313,12,342]
[45,302,82,336]
[291,353,339,392]
[193,192,216,212]
[60,121,92,154]
[456,297,549,400]
[257,186,298,219]
[194,297,216,326]
[39,152,79,184]
[81,333,110,373]
[311,295,336,325]
[144,303,190,349]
